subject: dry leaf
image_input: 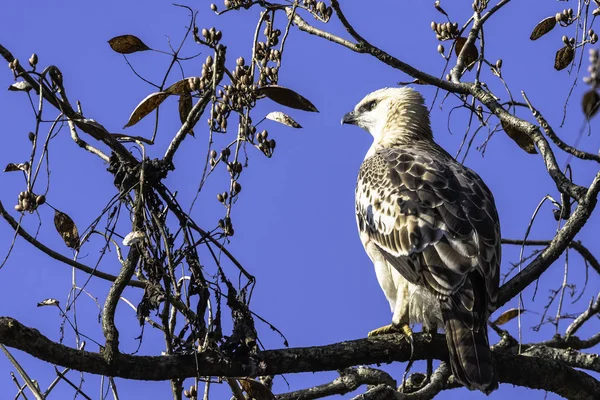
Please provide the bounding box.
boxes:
[124,92,170,128]
[4,163,29,172]
[454,37,478,70]
[582,89,600,119]
[554,45,574,71]
[108,35,151,54]
[238,378,275,400]
[166,77,197,95]
[265,111,302,128]
[501,121,537,154]
[179,94,194,136]
[37,298,60,307]
[530,17,556,40]
[8,81,33,92]
[255,85,318,112]
[54,209,80,250]
[492,308,525,325]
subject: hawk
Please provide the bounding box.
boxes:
[342,87,500,393]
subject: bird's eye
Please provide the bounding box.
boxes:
[361,100,378,112]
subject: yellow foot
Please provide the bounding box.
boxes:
[368,324,399,337]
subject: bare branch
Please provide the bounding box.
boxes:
[0,200,145,288]
[566,294,600,338]
[0,318,598,399]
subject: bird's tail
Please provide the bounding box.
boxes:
[440,273,498,394]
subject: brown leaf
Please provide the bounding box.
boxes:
[179,94,194,136]
[238,378,275,400]
[554,45,574,71]
[54,209,80,250]
[501,121,537,154]
[530,17,556,40]
[124,92,170,128]
[4,162,29,172]
[454,37,478,70]
[582,89,600,119]
[108,35,151,54]
[166,77,198,95]
[492,308,525,326]
[265,111,302,128]
[255,85,319,112]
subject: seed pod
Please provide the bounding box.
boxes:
[437,44,445,55]
[222,191,228,200]
[206,55,213,66]
[234,181,242,193]
[215,31,222,41]
[210,3,217,11]
[236,57,245,66]
[431,21,437,31]
[36,195,45,206]
[202,28,209,39]
[28,131,35,141]
[496,59,503,69]
[210,149,217,159]
[562,35,569,45]
[29,53,38,67]
[14,204,23,212]
[217,193,224,202]
[13,58,19,68]
[183,389,191,398]
[269,139,276,149]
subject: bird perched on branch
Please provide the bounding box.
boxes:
[342,87,500,394]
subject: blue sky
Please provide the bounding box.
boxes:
[0,1,598,399]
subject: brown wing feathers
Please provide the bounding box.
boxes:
[356,145,500,392]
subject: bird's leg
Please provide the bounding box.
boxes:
[367,324,399,337]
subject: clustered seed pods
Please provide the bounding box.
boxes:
[431,21,459,41]
[588,29,599,44]
[200,26,222,46]
[302,0,333,22]
[218,216,234,236]
[223,0,253,10]
[555,8,574,25]
[14,190,44,213]
[256,129,276,157]
[183,384,198,399]
[583,49,600,88]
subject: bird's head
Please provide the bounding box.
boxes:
[341,87,432,145]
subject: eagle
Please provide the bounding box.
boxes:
[342,87,500,393]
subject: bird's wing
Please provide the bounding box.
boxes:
[355,146,500,306]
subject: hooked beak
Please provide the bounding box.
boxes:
[341,111,358,125]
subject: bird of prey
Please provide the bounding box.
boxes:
[342,87,500,393]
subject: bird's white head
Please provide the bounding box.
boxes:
[342,87,432,148]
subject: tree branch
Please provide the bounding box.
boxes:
[497,172,600,309]
[0,317,597,399]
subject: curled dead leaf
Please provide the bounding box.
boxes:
[455,37,478,70]
[582,89,600,119]
[179,94,194,136]
[554,45,574,71]
[166,77,198,95]
[492,308,525,326]
[37,298,60,307]
[124,92,170,128]
[4,162,29,172]
[530,17,556,40]
[255,85,318,112]
[8,81,33,92]
[54,209,80,250]
[501,121,537,154]
[265,111,302,128]
[123,231,145,246]
[108,35,151,54]
[238,378,275,400]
